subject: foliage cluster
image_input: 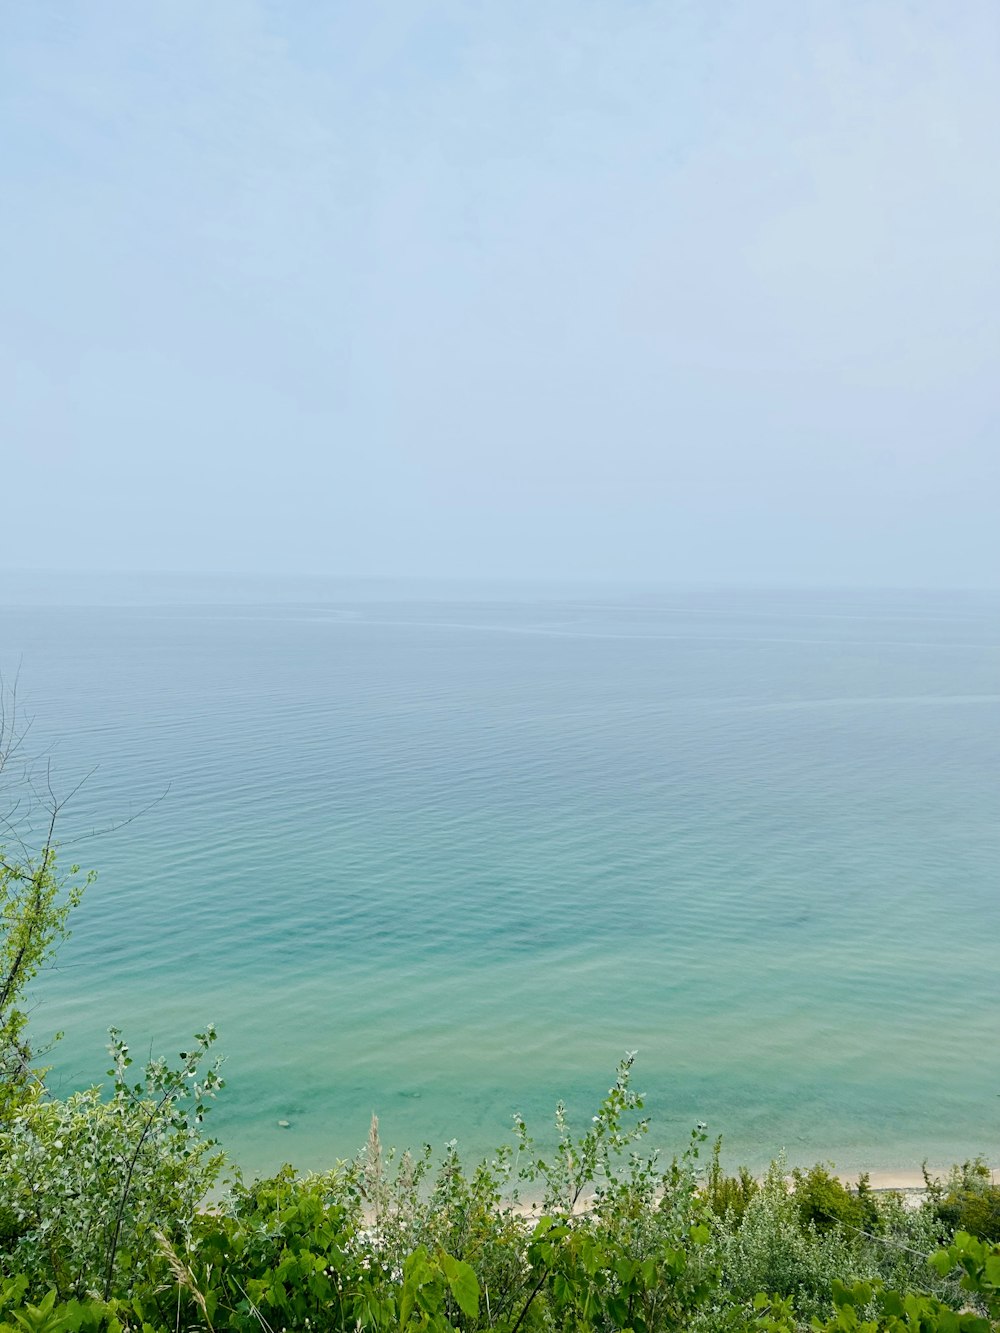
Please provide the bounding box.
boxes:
[0,1044,997,1333]
[925,1162,1000,1244]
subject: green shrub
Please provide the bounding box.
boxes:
[177,1169,394,1333]
[928,1160,1000,1242]
[704,1138,759,1224]
[704,1157,969,1327]
[708,1157,857,1320]
[930,1228,1000,1321]
[0,1029,223,1301]
[362,1135,530,1330]
[790,1163,880,1236]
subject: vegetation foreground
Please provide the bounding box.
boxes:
[2,723,998,1332]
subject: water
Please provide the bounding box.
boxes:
[2,579,998,1178]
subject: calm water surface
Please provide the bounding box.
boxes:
[2,581,998,1176]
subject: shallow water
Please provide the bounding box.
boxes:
[3,581,999,1177]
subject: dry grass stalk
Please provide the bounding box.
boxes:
[154,1229,213,1332]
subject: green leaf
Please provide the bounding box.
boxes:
[880,1291,904,1317]
[440,1253,479,1320]
[400,1246,430,1328]
[930,1250,954,1277]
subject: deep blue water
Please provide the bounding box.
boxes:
[3,580,999,1177]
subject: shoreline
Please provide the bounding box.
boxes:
[839,1166,997,1194]
[488,1161,1000,1214]
[500,1166,999,1221]
[848,1170,935,1193]
[229,1127,1000,1193]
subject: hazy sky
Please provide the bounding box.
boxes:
[2,1,998,586]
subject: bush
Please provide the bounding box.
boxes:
[0,1029,223,1301]
[789,1163,880,1236]
[704,1139,759,1224]
[928,1160,1000,1242]
[703,1157,971,1327]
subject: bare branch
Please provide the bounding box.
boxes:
[57,783,171,850]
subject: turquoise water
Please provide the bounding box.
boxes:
[3,581,999,1177]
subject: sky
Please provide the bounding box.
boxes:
[1,1,998,587]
